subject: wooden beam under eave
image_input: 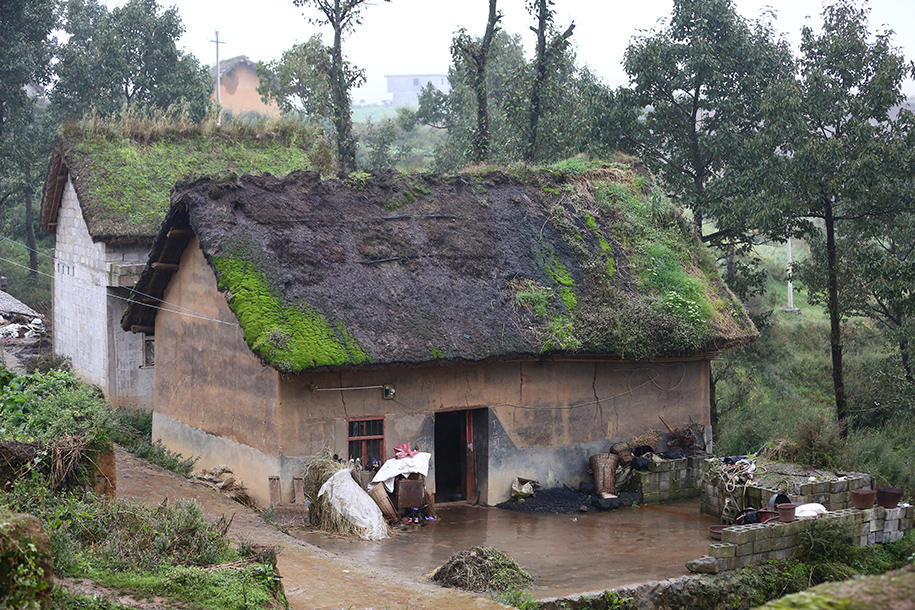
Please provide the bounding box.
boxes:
[151,262,179,271]
[167,228,193,238]
[130,325,155,334]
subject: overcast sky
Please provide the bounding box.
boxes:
[111,1,915,104]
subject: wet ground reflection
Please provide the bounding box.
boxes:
[289,498,718,599]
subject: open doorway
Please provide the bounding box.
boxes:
[434,409,488,503]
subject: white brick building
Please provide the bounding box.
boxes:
[42,162,154,409]
[385,74,450,107]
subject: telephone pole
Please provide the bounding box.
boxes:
[209,29,226,126]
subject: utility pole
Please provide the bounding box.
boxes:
[209,29,226,126]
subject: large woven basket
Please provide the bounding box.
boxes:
[609,441,633,464]
[589,453,619,496]
[368,483,399,523]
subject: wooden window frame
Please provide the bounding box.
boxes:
[347,417,385,465]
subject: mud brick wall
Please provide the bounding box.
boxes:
[630,456,705,503]
[708,505,914,571]
[701,459,874,516]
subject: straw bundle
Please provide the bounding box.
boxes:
[430,546,533,593]
[301,450,366,538]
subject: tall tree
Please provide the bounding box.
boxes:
[256,35,336,119]
[0,0,56,142]
[622,0,793,245]
[450,0,501,163]
[0,0,57,279]
[523,0,574,162]
[53,0,211,121]
[754,0,915,435]
[291,0,390,173]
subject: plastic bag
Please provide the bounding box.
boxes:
[318,469,389,540]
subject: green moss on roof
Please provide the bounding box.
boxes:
[212,255,369,371]
[59,121,322,239]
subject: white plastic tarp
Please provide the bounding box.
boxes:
[318,469,389,540]
[372,452,432,493]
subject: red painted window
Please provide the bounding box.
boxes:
[348,418,385,465]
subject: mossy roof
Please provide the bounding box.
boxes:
[122,165,758,373]
[40,125,317,243]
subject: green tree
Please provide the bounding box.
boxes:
[523,0,574,162]
[622,0,793,245]
[450,0,502,163]
[291,0,390,173]
[755,0,915,434]
[53,0,211,121]
[256,35,336,119]
[0,0,57,281]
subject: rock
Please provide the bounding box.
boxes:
[686,555,720,574]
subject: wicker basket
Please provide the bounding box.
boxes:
[609,441,633,464]
[629,430,660,452]
[368,483,399,523]
[589,453,619,496]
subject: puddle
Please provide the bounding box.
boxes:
[290,498,719,599]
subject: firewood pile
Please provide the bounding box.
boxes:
[660,416,706,452]
[193,464,256,508]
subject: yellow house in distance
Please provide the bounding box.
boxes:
[211,56,280,119]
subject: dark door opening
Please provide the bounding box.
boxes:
[434,410,466,502]
[434,408,488,503]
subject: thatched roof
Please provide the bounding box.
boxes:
[122,165,757,372]
[39,122,322,244]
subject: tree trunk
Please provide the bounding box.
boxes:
[525,0,549,163]
[470,0,499,163]
[331,23,355,173]
[824,199,848,437]
[900,335,914,385]
[24,165,38,279]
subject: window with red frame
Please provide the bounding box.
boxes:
[348,418,384,465]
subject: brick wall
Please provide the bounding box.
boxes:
[630,455,705,503]
[53,179,110,388]
[52,178,154,408]
[708,505,914,570]
[701,459,874,516]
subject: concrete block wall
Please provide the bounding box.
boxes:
[701,459,874,516]
[631,455,706,503]
[708,505,914,571]
[53,179,111,389]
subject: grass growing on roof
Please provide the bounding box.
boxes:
[60,115,323,238]
[212,256,369,372]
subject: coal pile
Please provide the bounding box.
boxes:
[497,485,642,514]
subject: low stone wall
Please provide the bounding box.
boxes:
[630,455,705,503]
[708,505,914,571]
[701,460,873,516]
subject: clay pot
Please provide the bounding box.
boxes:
[708,525,726,541]
[876,486,903,509]
[777,502,797,523]
[756,509,779,523]
[850,488,876,510]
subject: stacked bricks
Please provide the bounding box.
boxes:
[701,459,874,517]
[631,455,706,503]
[707,505,914,571]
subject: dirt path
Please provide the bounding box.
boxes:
[115,446,509,610]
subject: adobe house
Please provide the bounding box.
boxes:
[212,56,280,119]
[122,166,757,506]
[39,124,322,408]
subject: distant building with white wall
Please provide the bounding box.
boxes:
[385,74,450,107]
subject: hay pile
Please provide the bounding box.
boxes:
[430,546,533,593]
[301,450,389,539]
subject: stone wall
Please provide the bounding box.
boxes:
[701,459,874,516]
[630,455,705,503]
[708,505,914,570]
